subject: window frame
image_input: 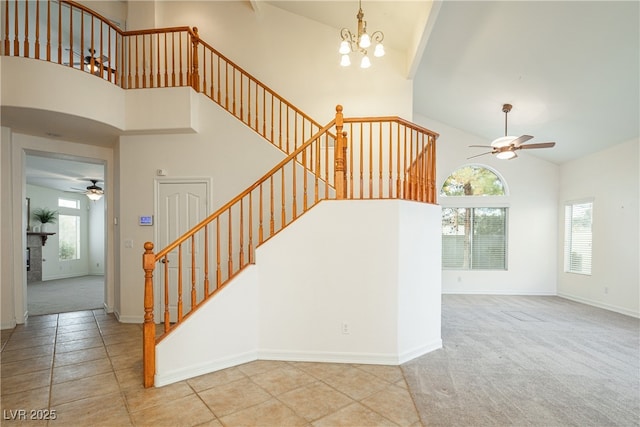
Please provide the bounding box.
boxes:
[440,164,510,271]
[563,198,594,276]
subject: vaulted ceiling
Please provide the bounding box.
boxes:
[23,0,640,192]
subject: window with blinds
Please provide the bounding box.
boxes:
[442,207,507,270]
[440,165,508,271]
[564,201,593,275]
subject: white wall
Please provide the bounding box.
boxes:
[414,113,559,295]
[558,139,639,317]
[142,1,414,122]
[155,199,442,386]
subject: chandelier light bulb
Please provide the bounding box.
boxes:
[360,55,371,69]
[359,32,371,49]
[340,54,351,67]
[339,40,351,55]
[374,42,385,57]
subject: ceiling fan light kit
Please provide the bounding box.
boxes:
[469,103,556,160]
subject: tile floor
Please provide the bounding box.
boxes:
[1,309,422,426]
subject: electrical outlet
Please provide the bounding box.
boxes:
[341,322,350,335]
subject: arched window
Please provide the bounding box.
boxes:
[440,165,508,270]
[440,165,506,196]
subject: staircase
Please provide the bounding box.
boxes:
[3,0,441,388]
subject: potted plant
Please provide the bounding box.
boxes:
[32,207,58,232]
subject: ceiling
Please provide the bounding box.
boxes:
[270,0,639,164]
[23,0,640,192]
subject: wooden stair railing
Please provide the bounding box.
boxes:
[142,106,439,387]
[2,0,326,157]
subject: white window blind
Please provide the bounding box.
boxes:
[564,201,593,275]
[442,207,507,270]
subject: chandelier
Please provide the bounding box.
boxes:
[338,0,385,68]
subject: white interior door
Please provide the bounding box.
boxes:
[156,180,208,322]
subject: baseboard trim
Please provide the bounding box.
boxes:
[442,290,556,296]
[1,320,17,330]
[557,293,639,318]
[114,312,143,324]
[398,339,442,364]
[155,351,258,387]
[258,349,402,365]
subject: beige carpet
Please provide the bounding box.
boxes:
[27,275,104,315]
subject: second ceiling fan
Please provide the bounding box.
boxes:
[469,104,556,160]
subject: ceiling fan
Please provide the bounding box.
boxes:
[64,48,112,75]
[70,179,104,201]
[469,104,556,160]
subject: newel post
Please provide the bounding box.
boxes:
[142,242,156,388]
[334,105,347,199]
[191,27,200,92]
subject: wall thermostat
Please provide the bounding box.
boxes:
[139,215,153,226]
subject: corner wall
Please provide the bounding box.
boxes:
[558,139,639,317]
[154,200,442,386]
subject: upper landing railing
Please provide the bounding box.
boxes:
[2,0,324,156]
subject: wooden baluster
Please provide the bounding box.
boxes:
[177,245,183,321]
[404,126,409,199]
[239,200,245,267]
[191,27,199,92]
[142,242,156,388]
[227,208,233,278]
[78,11,85,71]
[278,102,283,150]
[216,218,221,288]
[14,0,19,56]
[99,21,104,77]
[247,78,252,126]
[281,169,286,227]
[349,123,354,199]
[158,32,163,87]
[209,50,213,97]
[369,122,373,199]
[286,108,290,153]
[315,138,320,203]
[204,224,209,296]
[292,156,297,219]
[45,0,51,62]
[190,235,196,309]
[303,148,308,211]
[259,184,264,244]
[35,0,39,59]
[239,72,243,120]
[388,122,393,198]
[270,96,274,144]
[294,113,298,151]
[334,105,346,200]
[396,123,401,198]
[134,35,139,88]
[201,44,206,94]
[224,61,228,109]
[254,81,258,132]
[178,32,183,86]
[89,17,94,72]
[163,255,169,332]
[24,0,29,57]
[409,128,414,200]
[325,135,330,198]
[56,1,61,62]
[142,34,146,87]
[269,175,275,235]
[4,0,9,55]
[379,122,383,198]
[262,88,266,137]
[127,35,132,88]
[359,122,363,199]
[248,193,254,264]
[171,32,175,86]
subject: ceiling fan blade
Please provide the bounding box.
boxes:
[467,151,493,159]
[510,135,534,146]
[508,152,519,160]
[469,145,494,148]
[519,142,556,150]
